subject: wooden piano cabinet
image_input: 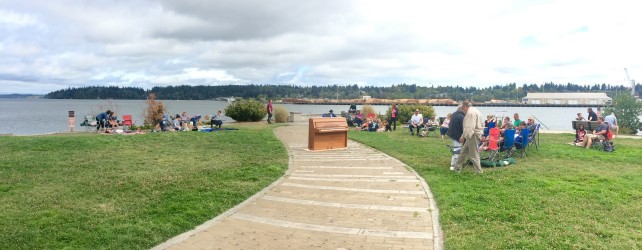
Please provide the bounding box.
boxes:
[308,117,349,150]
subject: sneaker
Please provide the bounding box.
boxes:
[449,166,454,171]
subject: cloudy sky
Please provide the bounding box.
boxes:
[1,0,640,94]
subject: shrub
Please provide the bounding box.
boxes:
[143,93,166,126]
[274,106,289,123]
[390,105,436,124]
[603,93,642,134]
[224,99,267,122]
[361,105,377,118]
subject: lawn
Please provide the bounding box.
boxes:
[0,124,288,249]
[349,130,642,249]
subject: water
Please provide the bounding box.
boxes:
[0,99,639,135]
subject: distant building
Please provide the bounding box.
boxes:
[362,96,371,100]
[522,92,611,105]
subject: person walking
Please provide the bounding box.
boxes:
[453,101,484,174]
[446,106,465,171]
[266,99,273,124]
[389,103,398,131]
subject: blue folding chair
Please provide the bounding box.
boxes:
[528,124,541,150]
[500,129,516,158]
[514,129,530,158]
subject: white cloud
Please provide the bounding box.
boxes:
[0,0,641,94]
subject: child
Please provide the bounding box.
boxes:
[574,124,586,144]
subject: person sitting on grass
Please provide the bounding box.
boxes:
[172,115,181,131]
[190,114,202,131]
[574,123,586,144]
[354,111,363,128]
[409,109,423,136]
[577,117,608,149]
[211,110,223,129]
[360,117,371,131]
[376,118,387,132]
[368,118,379,132]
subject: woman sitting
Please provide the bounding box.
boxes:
[440,113,451,139]
[368,118,379,132]
[360,117,371,131]
[211,110,223,129]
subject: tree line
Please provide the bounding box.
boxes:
[45,83,641,101]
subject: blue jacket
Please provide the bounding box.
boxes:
[96,112,107,121]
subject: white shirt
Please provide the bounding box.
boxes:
[411,113,423,125]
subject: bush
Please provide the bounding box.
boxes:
[143,93,167,127]
[224,99,267,122]
[390,105,436,124]
[603,93,642,134]
[361,105,377,118]
[274,106,289,123]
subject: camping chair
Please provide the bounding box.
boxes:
[591,125,614,152]
[122,115,133,132]
[514,129,530,158]
[480,127,501,161]
[80,115,96,132]
[499,129,516,158]
[401,119,411,133]
[420,118,437,137]
[527,124,541,150]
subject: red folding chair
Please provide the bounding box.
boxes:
[122,115,133,132]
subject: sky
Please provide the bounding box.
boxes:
[1,0,641,94]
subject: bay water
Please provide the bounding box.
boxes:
[0,99,637,135]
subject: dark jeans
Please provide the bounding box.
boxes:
[354,117,363,127]
[96,118,106,130]
[211,119,223,128]
[440,127,448,136]
[389,117,397,131]
[409,124,421,136]
[267,112,273,123]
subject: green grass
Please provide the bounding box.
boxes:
[349,131,642,249]
[0,124,288,249]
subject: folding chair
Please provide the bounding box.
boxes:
[499,129,516,158]
[122,115,133,132]
[480,127,501,161]
[419,118,437,137]
[80,115,96,132]
[591,125,614,151]
[514,129,530,158]
[401,119,411,133]
[528,124,541,150]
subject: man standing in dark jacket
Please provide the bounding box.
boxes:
[446,105,465,170]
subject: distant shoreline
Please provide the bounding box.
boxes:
[280,101,610,108]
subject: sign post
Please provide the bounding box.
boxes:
[68,111,75,132]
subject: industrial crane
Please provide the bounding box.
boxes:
[624,68,635,96]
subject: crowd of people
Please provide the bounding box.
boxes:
[573,107,618,149]
[155,111,225,132]
[92,109,226,133]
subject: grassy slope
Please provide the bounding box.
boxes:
[349,131,642,249]
[0,125,288,249]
